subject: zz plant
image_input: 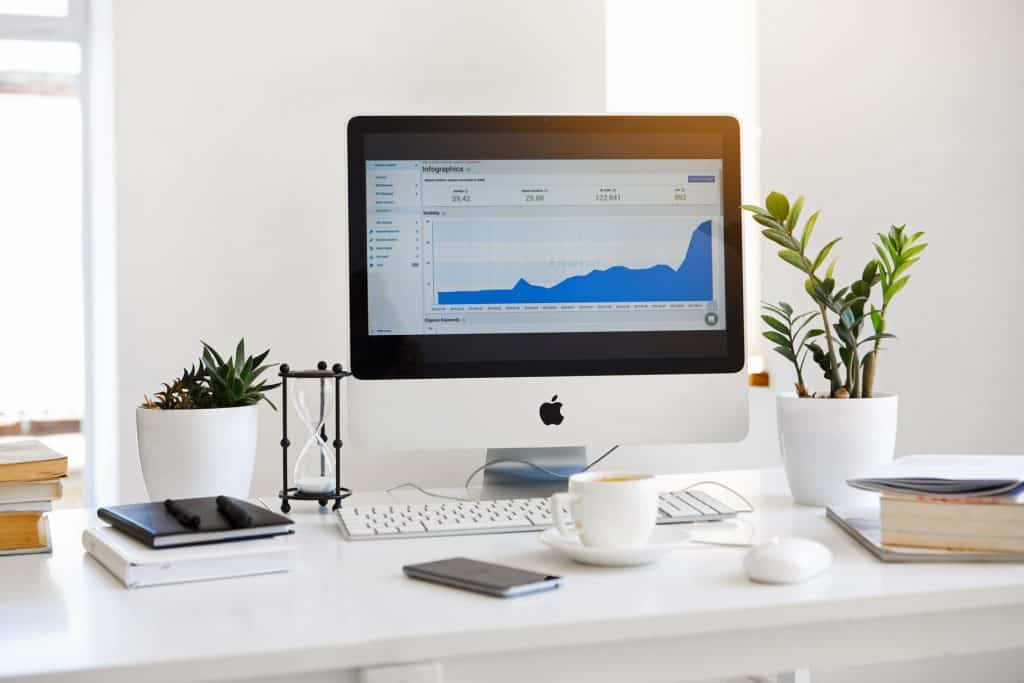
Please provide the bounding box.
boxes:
[143,339,280,410]
[744,192,926,398]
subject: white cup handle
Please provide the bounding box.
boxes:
[550,492,578,537]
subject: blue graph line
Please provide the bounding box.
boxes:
[437,220,713,305]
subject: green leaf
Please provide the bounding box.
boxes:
[825,259,837,280]
[812,237,842,273]
[879,233,896,258]
[858,333,897,346]
[778,249,809,272]
[773,345,797,363]
[201,341,226,367]
[741,204,771,217]
[884,275,910,305]
[234,338,245,369]
[778,301,793,316]
[862,260,878,283]
[762,228,797,249]
[799,209,820,253]
[890,256,919,283]
[766,192,790,221]
[874,244,892,274]
[761,314,790,336]
[902,243,928,260]
[753,213,784,230]
[250,349,270,370]
[763,330,790,347]
[786,195,805,233]
[803,328,825,340]
[870,307,883,334]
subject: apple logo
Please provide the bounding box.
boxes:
[539,395,564,425]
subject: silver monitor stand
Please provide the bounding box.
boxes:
[479,446,587,500]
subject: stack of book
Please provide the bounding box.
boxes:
[0,440,67,556]
[84,496,297,588]
[832,455,1024,561]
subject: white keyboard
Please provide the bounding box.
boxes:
[336,490,738,540]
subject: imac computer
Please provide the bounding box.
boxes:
[347,115,747,497]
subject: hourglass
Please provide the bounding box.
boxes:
[278,361,352,513]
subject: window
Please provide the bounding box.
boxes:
[0,2,87,506]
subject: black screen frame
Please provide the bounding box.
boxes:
[348,115,744,380]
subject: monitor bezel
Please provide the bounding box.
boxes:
[348,115,745,380]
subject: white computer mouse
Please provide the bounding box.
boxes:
[744,536,832,584]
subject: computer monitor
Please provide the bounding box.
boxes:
[347,115,747,496]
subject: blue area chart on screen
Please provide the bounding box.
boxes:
[438,220,712,305]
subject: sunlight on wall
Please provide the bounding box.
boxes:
[606,0,762,366]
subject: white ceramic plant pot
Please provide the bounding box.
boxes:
[776,393,898,507]
[137,405,258,501]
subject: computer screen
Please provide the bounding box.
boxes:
[365,158,726,336]
[348,116,743,380]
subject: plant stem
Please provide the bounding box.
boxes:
[862,351,877,398]
[862,301,889,398]
[818,303,841,397]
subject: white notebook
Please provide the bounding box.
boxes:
[83,525,297,588]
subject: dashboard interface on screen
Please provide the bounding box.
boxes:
[365,158,726,336]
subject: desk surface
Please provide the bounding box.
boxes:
[4,469,1024,683]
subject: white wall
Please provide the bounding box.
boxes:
[111,0,607,503]
[759,0,1024,455]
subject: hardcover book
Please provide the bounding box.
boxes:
[97,497,293,548]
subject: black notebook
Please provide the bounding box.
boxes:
[97,497,294,548]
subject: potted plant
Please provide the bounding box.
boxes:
[137,339,279,500]
[744,192,927,506]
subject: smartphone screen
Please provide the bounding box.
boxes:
[403,557,562,598]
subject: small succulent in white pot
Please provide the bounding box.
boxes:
[138,339,279,501]
[743,193,927,505]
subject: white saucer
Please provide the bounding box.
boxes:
[540,528,691,567]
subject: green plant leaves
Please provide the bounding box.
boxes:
[745,195,928,398]
[766,191,790,221]
[762,228,796,249]
[812,237,842,273]
[800,209,820,253]
[761,314,789,335]
[779,249,809,272]
[786,196,805,233]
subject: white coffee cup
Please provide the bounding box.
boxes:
[549,471,659,549]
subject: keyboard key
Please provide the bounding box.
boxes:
[681,493,718,515]
[689,490,732,514]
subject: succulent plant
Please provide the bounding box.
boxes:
[143,365,213,409]
[744,193,926,398]
[141,339,279,410]
[201,339,280,409]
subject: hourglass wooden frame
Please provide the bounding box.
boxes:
[278,362,353,513]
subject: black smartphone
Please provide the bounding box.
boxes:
[403,557,562,598]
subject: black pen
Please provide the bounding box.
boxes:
[216,495,254,528]
[164,499,201,529]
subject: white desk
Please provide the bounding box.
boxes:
[3,469,1024,683]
